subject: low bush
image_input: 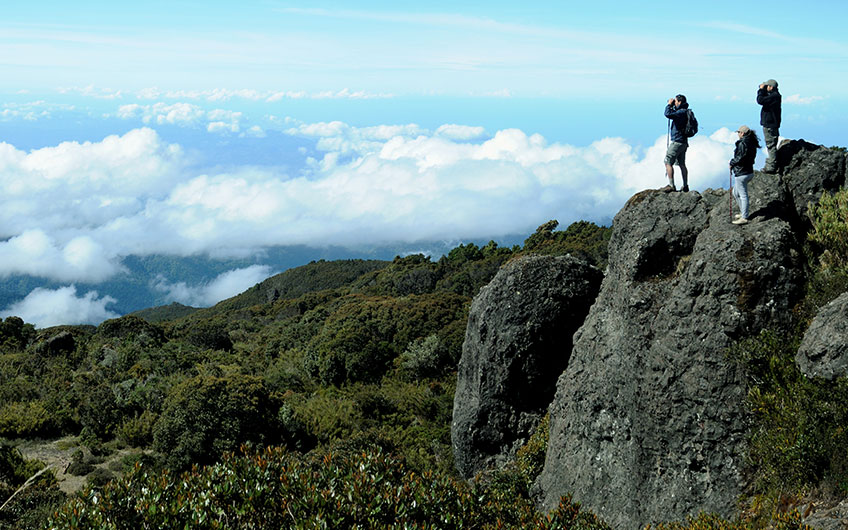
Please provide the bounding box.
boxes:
[0,445,65,530]
[0,401,54,439]
[727,329,848,512]
[116,410,157,448]
[808,189,848,273]
[152,374,283,470]
[520,219,611,268]
[0,317,35,352]
[49,446,611,529]
[645,510,812,529]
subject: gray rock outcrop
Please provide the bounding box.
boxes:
[445,141,846,527]
[776,139,847,221]
[452,254,602,479]
[536,184,807,527]
[34,330,77,356]
[796,291,848,380]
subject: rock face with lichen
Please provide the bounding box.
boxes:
[535,140,846,528]
[451,254,602,479]
[452,140,848,529]
[537,183,806,528]
[796,291,848,381]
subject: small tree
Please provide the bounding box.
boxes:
[152,374,283,470]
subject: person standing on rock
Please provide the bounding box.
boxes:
[729,125,761,225]
[663,94,690,192]
[757,79,781,173]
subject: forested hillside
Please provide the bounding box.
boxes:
[0,221,612,529]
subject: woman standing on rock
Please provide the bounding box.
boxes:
[729,125,761,225]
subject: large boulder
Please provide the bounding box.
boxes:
[536,187,806,528]
[451,254,602,479]
[796,291,848,380]
[776,139,847,222]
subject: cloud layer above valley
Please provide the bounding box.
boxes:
[1,120,749,325]
[1,121,743,286]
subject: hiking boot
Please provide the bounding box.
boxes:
[660,184,675,192]
[734,213,742,220]
[732,217,748,225]
[680,185,689,192]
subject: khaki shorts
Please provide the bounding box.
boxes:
[664,141,687,166]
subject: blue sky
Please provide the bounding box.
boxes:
[1,1,846,325]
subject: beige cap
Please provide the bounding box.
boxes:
[736,125,751,135]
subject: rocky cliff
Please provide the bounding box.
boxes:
[453,140,848,528]
[452,254,603,478]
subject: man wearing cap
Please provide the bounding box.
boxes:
[757,79,781,173]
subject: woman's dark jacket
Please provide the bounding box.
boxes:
[730,133,759,176]
[757,88,781,128]
[664,102,690,144]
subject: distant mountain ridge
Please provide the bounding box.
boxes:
[0,239,525,320]
[190,259,392,318]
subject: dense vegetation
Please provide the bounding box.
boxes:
[0,220,614,529]
[717,188,848,525]
[48,446,611,529]
[3,190,847,528]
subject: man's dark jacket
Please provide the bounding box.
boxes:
[664,103,690,144]
[757,88,782,128]
[730,133,759,176]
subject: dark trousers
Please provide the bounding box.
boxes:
[763,127,779,171]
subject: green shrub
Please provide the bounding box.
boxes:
[645,509,812,529]
[116,410,157,448]
[263,353,310,393]
[727,330,848,504]
[0,445,64,530]
[0,479,66,530]
[0,401,53,438]
[49,446,611,529]
[152,374,283,470]
[84,467,114,489]
[306,293,468,385]
[0,317,35,352]
[397,334,445,380]
[65,450,92,477]
[484,414,550,502]
[96,315,165,346]
[808,189,848,273]
[520,219,611,268]
[287,388,360,444]
[0,444,43,488]
[183,320,234,352]
[77,383,123,442]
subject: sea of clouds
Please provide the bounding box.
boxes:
[0,115,749,326]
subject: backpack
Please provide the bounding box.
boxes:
[684,109,698,137]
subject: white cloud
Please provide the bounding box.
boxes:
[0,230,123,283]
[152,265,274,307]
[435,124,487,140]
[0,100,75,121]
[784,94,824,105]
[243,125,266,138]
[0,123,738,285]
[58,85,124,99]
[0,286,119,328]
[0,128,184,242]
[116,102,243,133]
